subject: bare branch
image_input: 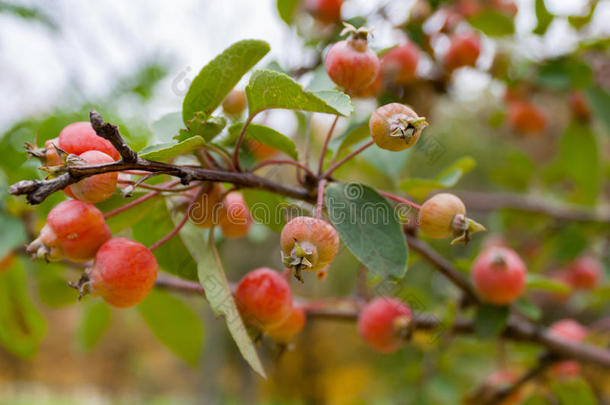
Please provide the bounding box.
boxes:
[89,110,138,163]
[405,234,480,304]
[453,190,610,224]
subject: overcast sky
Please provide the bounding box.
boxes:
[0,0,607,132]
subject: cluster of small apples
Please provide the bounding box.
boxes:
[186,182,253,239]
[235,267,306,344]
[27,123,158,308]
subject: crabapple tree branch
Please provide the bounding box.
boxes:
[405,234,479,304]
[9,112,313,204]
[153,273,610,369]
[452,190,610,224]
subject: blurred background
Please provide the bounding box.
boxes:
[0,0,609,404]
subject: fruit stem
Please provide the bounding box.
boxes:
[377,190,421,210]
[149,185,204,251]
[317,115,340,176]
[321,139,374,179]
[316,179,327,219]
[233,112,258,172]
[104,190,161,219]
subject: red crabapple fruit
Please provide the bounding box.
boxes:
[444,32,481,71]
[222,90,247,116]
[304,0,343,24]
[369,103,428,151]
[188,183,224,229]
[58,121,120,160]
[549,319,587,343]
[219,192,252,238]
[472,246,526,304]
[78,237,158,308]
[568,91,590,121]
[234,267,293,329]
[325,24,380,94]
[27,200,111,262]
[484,371,523,405]
[247,139,277,161]
[358,297,412,353]
[266,305,306,343]
[507,101,547,134]
[280,216,339,282]
[380,43,419,86]
[548,319,588,378]
[67,150,118,203]
[418,193,485,244]
[565,255,603,290]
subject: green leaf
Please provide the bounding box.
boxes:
[325,183,408,281]
[555,122,600,205]
[522,394,551,405]
[533,0,553,35]
[306,65,337,92]
[514,298,542,320]
[96,190,160,233]
[586,87,610,131]
[474,304,509,338]
[330,122,370,157]
[179,113,227,142]
[468,11,514,37]
[242,189,287,232]
[527,274,570,293]
[276,0,299,24]
[132,199,198,281]
[0,259,46,358]
[76,300,112,352]
[228,123,298,159]
[150,112,183,143]
[399,156,476,200]
[182,39,270,124]
[174,218,266,377]
[35,262,78,307]
[551,377,597,405]
[537,58,593,90]
[0,212,26,259]
[436,156,476,186]
[138,135,205,161]
[138,289,204,366]
[568,2,598,30]
[246,69,353,116]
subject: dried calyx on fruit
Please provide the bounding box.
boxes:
[418,193,484,244]
[324,23,380,94]
[369,103,428,151]
[280,216,340,282]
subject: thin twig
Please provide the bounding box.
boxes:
[378,190,421,210]
[321,139,374,179]
[452,190,610,224]
[250,159,316,178]
[316,179,327,219]
[148,186,203,251]
[233,113,257,172]
[104,190,160,219]
[483,355,553,405]
[405,234,480,304]
[318,115,339,176]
